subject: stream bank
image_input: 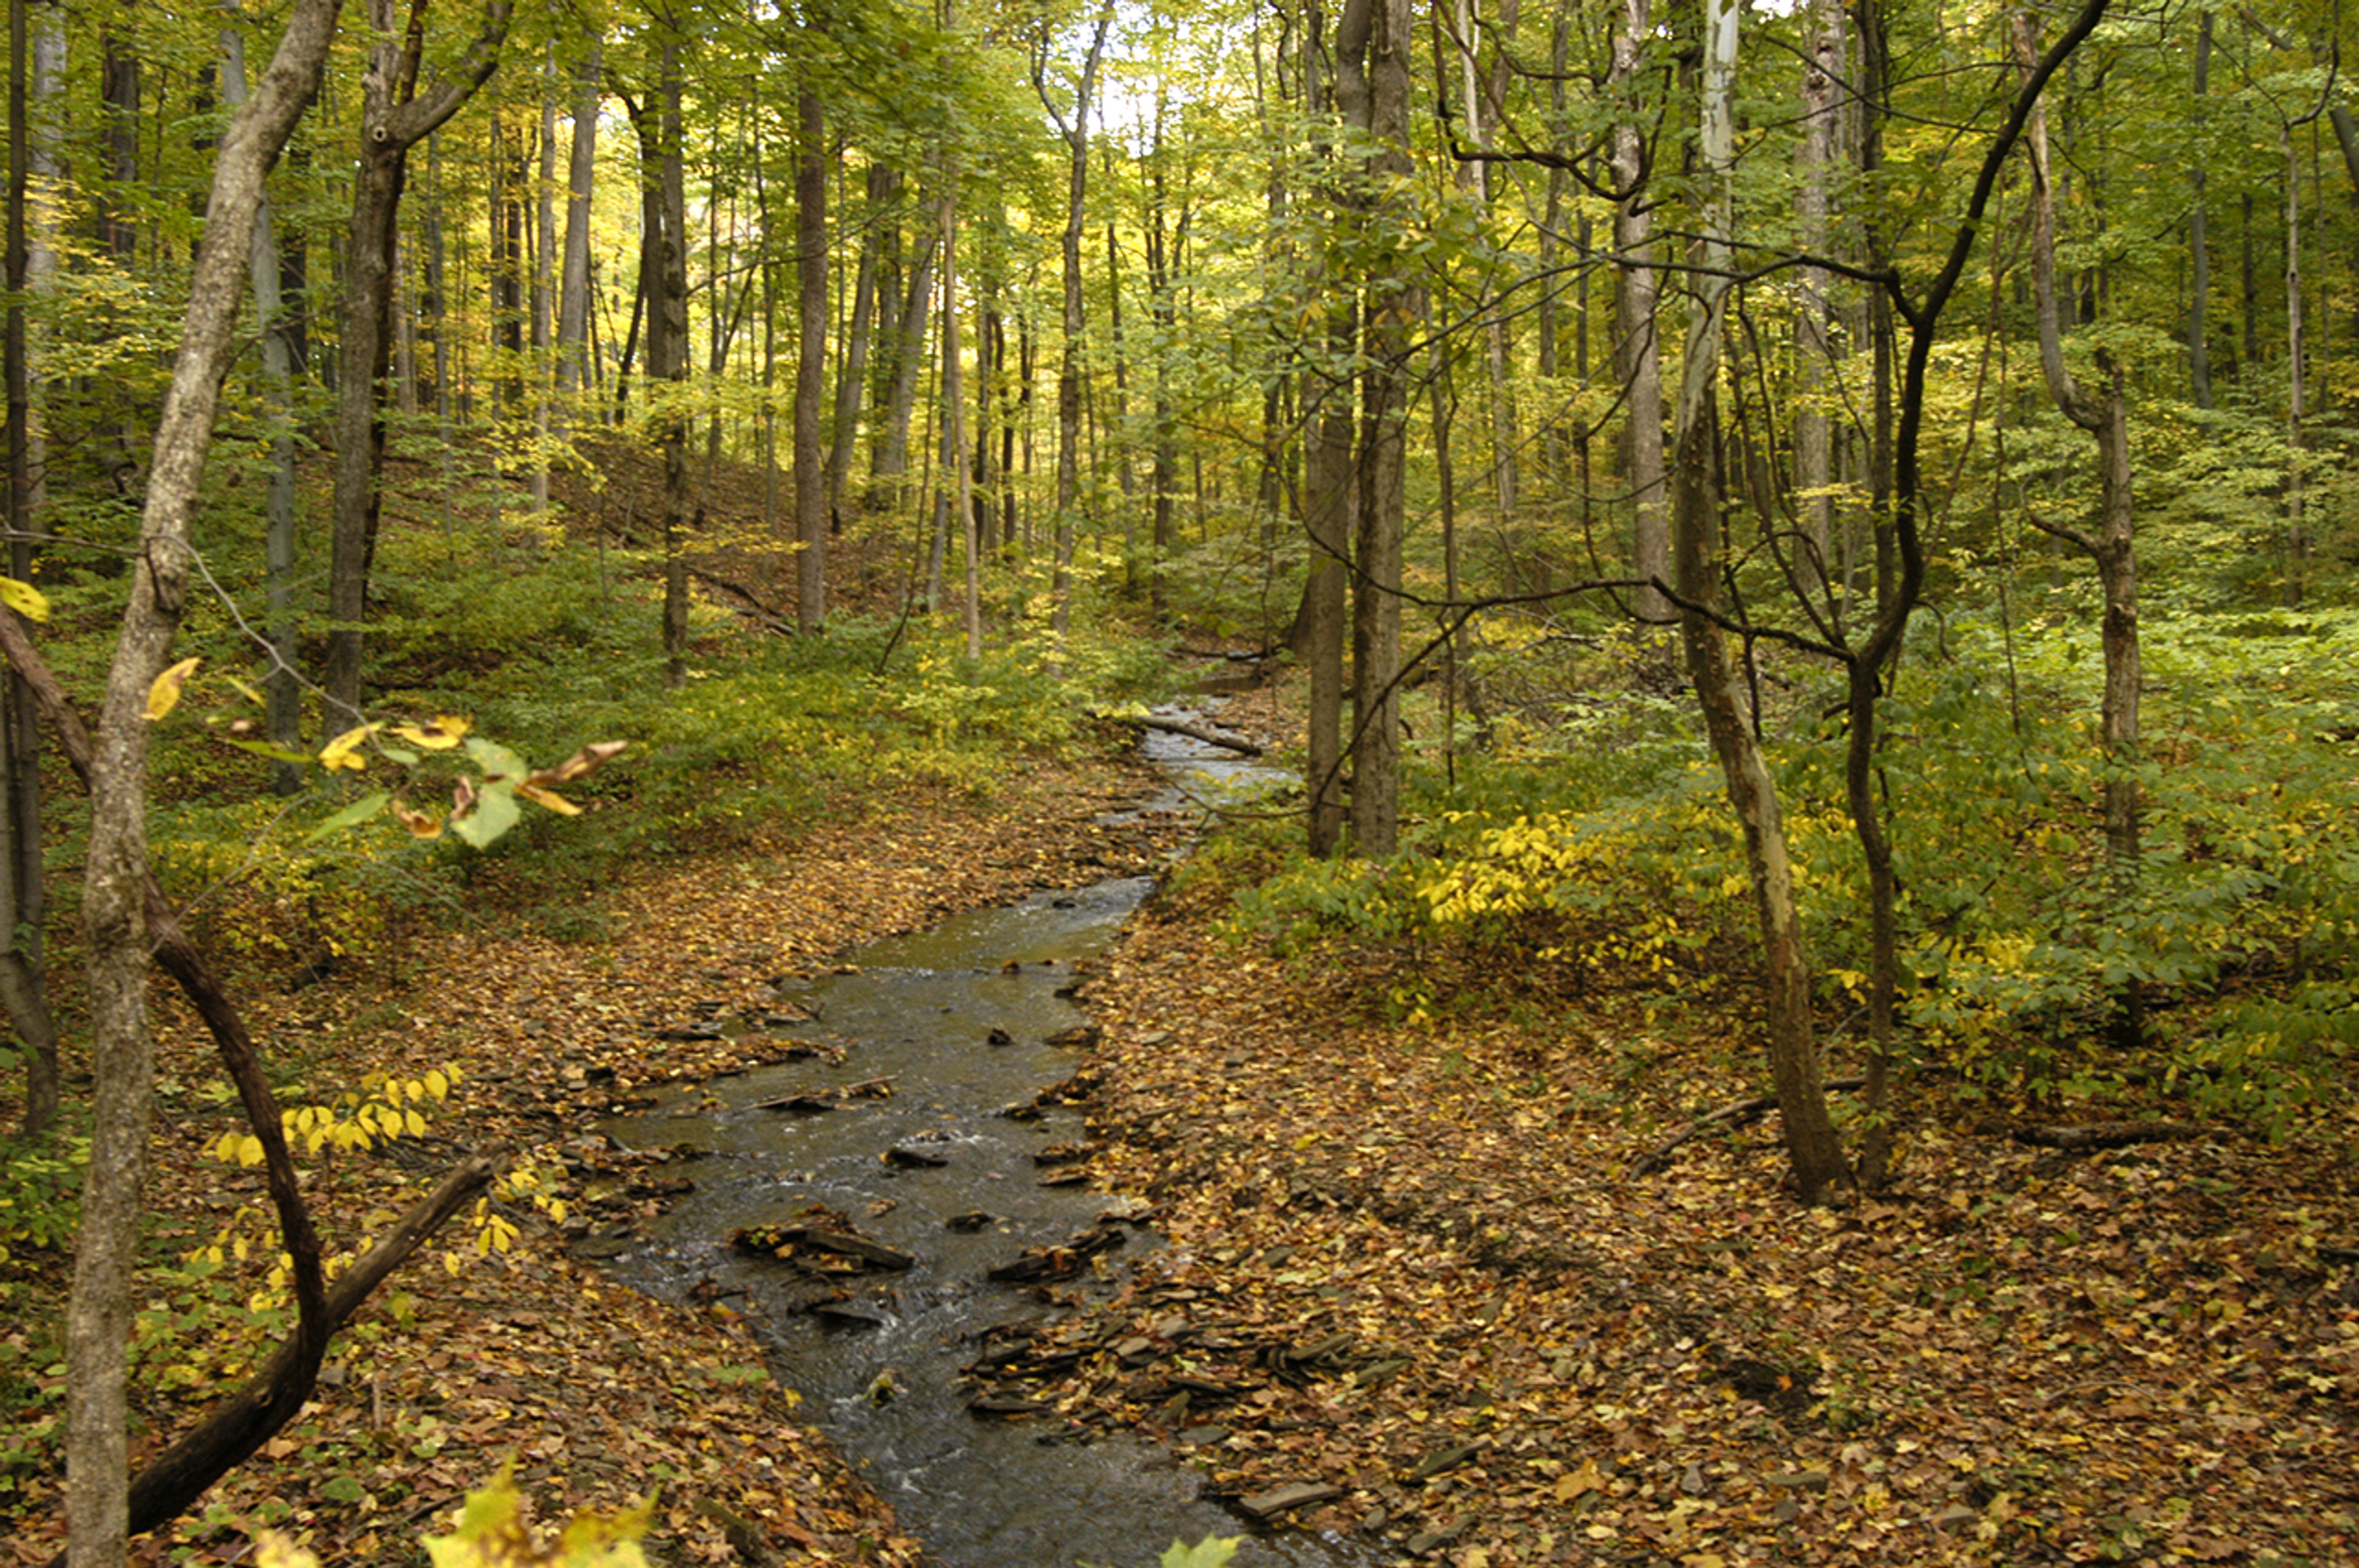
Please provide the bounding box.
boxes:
[585,704,1385,1567]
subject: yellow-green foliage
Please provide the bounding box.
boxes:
[255,1472,651,1567]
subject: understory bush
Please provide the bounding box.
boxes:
[1215,606,2359,1127]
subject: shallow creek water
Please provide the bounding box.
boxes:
[599,712,1385,1568]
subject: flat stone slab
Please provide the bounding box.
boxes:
[1238,1482,1340,1519]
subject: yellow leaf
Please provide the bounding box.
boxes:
[237,1134,266,1168]
[405,1107,427,1137]
[319,724,378,772]
[392,801,445,840]
[145,657,201,722]
[423,1069,450,1099]
[391,715,471,751]
[0,575,48,622]
[516,781,582,816]
[1556,1458,1602,1502]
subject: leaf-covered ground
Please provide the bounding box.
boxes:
[3,753,1193,1566]
[12,653,2359,1568]
[969,686,2359,1565]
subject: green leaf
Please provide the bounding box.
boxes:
[305,791,390,843]
[464,737,528,784]
[222,737,316,766]
[451,787,522,849]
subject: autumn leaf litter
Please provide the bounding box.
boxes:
[17,675,2359,1568]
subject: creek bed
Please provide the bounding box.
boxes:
[598,710,1382,1568]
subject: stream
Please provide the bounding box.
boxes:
[598,706,1387,1568]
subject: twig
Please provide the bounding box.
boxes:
[1630,1078,1867,1178]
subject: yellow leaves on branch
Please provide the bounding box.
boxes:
[204,1066,461,1164]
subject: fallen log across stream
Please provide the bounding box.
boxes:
[1098,711,1264,756]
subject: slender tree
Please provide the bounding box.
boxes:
[322,0,515,719]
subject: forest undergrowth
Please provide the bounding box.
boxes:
[995,669,2359,1568]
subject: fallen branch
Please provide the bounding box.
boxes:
[747,1075,894,1112]
[1099,711,1263,756]
[80,1149,500,1554]
[1630,1078,1867,1179]
[2009,1120,2205,1152]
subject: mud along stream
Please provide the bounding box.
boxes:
[595,713,1380,1568]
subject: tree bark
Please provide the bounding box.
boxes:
[1611,0,1666,620]
[219,31,302,795]
[795,86,827,630]
[322,0,514,719]
[2021,12,2140,1042]
[1348,0,1410,859]
[556,42,600,407]
[67,4,344,1558]
[868,227,938,510]
[1,0,53,1134]
[1037,6,1109,643]
[1669,0,1846,1207]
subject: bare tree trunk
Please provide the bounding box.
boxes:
[2186,12,2212,410]
[827,164,893,522]
[647,42,691,684]
[555,41,600,407]
[528,76,556,509]
[1349,0,1410,859]
[1036,6,1109,643]
[2021,13,2140,1047]
[1611,0,1665,618]
[219,33,302,794]
[1793,0,1847,594]
[869,228,938,510]
[794,86,826,629]
[323,0,513,718]
[1301,0,1360,860]
[68,5,343,1558]
[939,173,979,657]
[1,0,52,1134]
[1671,0,1844,1206]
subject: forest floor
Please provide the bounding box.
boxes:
[994,683,2359,1567]
[1,747,1199,1566]
[9,437,2359,1567]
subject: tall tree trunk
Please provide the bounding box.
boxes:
[2021,12,2140,1022]
[827,164,894,522]
[1301,0,1361,860]
[2186,12,2212,409]
[2282,124,2306,604]
[869,226,937,509]
[939,173,979,657]
[1,0,51,1135]
[1144,119,1177,623]
[528,77,556,509]
[322,0,513,719]
[67,6,345,1558]
[1793,0,1847,595]
[1038,8,1108,641]
[795,86,827,630]
[220,33,302,795]
[1671,0,1845,1206]
[640,41,692,685]
[555,42,600,407]
[1611,0,1666,618]
[1348,0,1409,858]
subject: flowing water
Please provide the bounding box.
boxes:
[600,704,1387,1568]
